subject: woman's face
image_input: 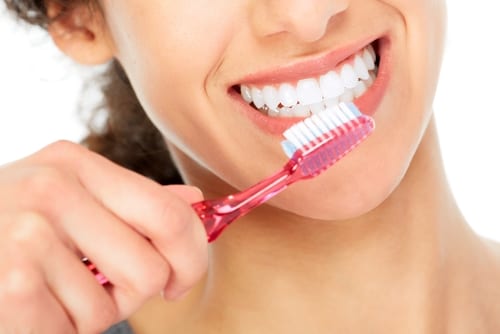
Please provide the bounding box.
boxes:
[97,0,447,220]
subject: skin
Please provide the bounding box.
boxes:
[1,0,499,333]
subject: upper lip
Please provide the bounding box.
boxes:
[232,35,381,88]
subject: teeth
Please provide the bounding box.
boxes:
[296,79,323,105]
[339,89,354,103]
[279,84,298,107]
[268,108,280,117]
[325,97,339,108]
[353,80,367,98]
[310,102,324,114]
[241,85,253,103]
[292,104,310,117]
[262,86,280,110]
[367,44,376,61]
[240,44,378,118]
[251,87,265,109]
[340,64,358,89]
[363,54,375,71]
[363,47,376,71]
[353,55,370,80]
[320,71,344,100]
[365,72,374,87]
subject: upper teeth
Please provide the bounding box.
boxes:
[240,44,377,118]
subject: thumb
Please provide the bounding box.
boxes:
[163,185,204,203]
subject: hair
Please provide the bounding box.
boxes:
[4,0,183,185]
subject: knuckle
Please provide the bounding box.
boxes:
[3,212,60,269]
[9,212,55,249]
[163,242,209,300]
[158,198,194,244]
[41,140,82,159]
[21,166,68,203]
[0,265,44,303]
[174,256,209,295]
[117,250,171,301]
[133,259,171,298]
[0,213,56,302]
[148,262,171,293]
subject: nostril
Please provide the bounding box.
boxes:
[250,0,349,42]
[277,8,337,43]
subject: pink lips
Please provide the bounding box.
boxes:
[229,36,391,135]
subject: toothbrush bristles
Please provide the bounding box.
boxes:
[281,102,374,175]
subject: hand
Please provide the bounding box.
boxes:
[0,141,208,333]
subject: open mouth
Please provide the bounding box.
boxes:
[234,41,380,118]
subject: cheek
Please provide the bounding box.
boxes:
[103,1,236,112]
[105,3,240,159]
[390,0,447,98]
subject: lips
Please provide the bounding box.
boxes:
[229,36,391,135]
[239,44,377,118]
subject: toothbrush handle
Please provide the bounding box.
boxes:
[193,159,299,242]
[85,159,299,284]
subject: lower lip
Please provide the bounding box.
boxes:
[229,37,392,135]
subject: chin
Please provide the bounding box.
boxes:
[265,146,411,221]
[268,179,392,222]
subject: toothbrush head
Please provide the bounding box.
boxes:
[281,102,375,177]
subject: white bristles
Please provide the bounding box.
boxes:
[283,126,307,148]
[318,109,337,129]
[339,103,360,123]
[330,112,345,129]
[310,114,330,134]
[281,102,362,158]
[304,118,323,137]
[297,122,316,143]
[336,108,350,124]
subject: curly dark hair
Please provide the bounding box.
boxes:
[4,0,183,185]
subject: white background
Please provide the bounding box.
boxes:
[0,3,499,240]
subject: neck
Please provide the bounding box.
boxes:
[150,117,491,333]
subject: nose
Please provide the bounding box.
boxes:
[250,0,349,42]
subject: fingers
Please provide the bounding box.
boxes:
[46,178,173,314]
[32,141,204,230]
[42,227,120,333]
[6,162,176,313]
[33,141,209,298]
[0,212,97,333]
[151,187,209,299]
[165,184,204,203]
[0,141,210,331]
[0,277,76,334]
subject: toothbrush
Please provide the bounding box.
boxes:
[86,102,375,284]
[196,102,374,241]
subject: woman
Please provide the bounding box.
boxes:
[1,0,499,333]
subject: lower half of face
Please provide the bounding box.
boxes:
[104,0,447,221]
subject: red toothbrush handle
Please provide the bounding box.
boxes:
[193,161,300,241]
[82,258,110,285]
[85,161,298,284]
[192,201,241,242]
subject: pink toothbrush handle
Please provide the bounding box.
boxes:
[193,159,300,241]
[85,159,300,284]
